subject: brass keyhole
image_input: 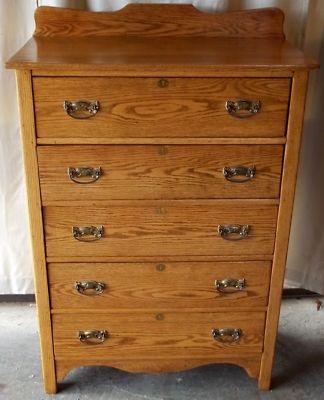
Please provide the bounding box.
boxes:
[156,207,167,215]
[158,78,169,88]
[158,146,168,155]
[156,263,166,272]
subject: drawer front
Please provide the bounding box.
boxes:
[44,201,278,258]
[52,311,266,359]
[33,77,290,138]
[48,261,271,309]
[38,145,283,203]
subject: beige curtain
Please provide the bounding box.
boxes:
[2,0,323,293]
[0,0,37,294]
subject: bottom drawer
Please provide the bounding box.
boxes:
[52,311,265,359]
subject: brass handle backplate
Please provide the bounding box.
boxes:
[218,224,249,241]
[78,330,108,345]
[215,278,245,293]
[74,281,105,296]
[158,78,169,88]
[212,328,242,343]
[68,167,102,184]
[72,226,104,242]
[225,100,261,119]
[223,166,256,183]
[64,100,100,119]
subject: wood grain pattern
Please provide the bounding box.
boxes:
[6,36,318,73]
[46,254,274,263]
[43,200,278,259]
[258,71,309,390]
[38,145,283,203]
[48,261,271,310]
[33,5,285,38]
[55,356,261,381]
[33,77,290,138]
[37,138,287,145]
[34,68,295,78]
[15,71,57,394]
[52,311,266,359]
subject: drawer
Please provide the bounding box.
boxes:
[52,311,266,359]
[33,77,290,138]
[48,261,271,309]
[38,145,283,203]
[43,200,278,259]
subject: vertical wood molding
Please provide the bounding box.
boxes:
[258,70,309,390]
[15,70,57,394]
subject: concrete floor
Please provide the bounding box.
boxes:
[0,298,323,400]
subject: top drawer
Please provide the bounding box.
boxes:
[33,77,290,138]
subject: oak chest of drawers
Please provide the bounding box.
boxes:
[6,4,317,394]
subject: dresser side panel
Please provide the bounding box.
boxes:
[15,70,57,394]
[259,70,309,390]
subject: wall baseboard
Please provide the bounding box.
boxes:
[282,288,320,298]
[0,294,35,302]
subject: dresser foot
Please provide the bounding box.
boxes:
[44,379,58,394]
[258,380,271,391]
[258,374,271,391]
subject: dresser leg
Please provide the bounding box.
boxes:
[44,380,58,395]
[258,375,271,391]
[15,70,58,395]
[258,347,273,390]
[42,352,57,394]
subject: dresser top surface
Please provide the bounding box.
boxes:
[6,4,318,73]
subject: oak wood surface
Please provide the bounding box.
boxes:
[258,71,309,390]
[15,71,57,394]
[6,37,318,73]
[52,311,266,358]
[51,306,267,314]
[46,254,274,263]
[36,137,287,145]
[38,145,283,203]
[55,356,261,381]
[33,77,290,138]
[33,69,295,78]
[33,5,285,38]
[5,4,316,73]
[48,261,271,310]
[43,200,278,259]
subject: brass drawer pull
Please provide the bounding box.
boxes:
[63,100,100,119]
[215,278,245,293]
[225,100,261,119]
[223,166,256,183]
[74,281,105,296]
[68,167,102,184]
[78,330,108,345]
[72,226,104,242]
[218,224,249,240]
[212,328,242,343]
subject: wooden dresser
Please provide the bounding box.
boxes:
[6,4,317,394]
